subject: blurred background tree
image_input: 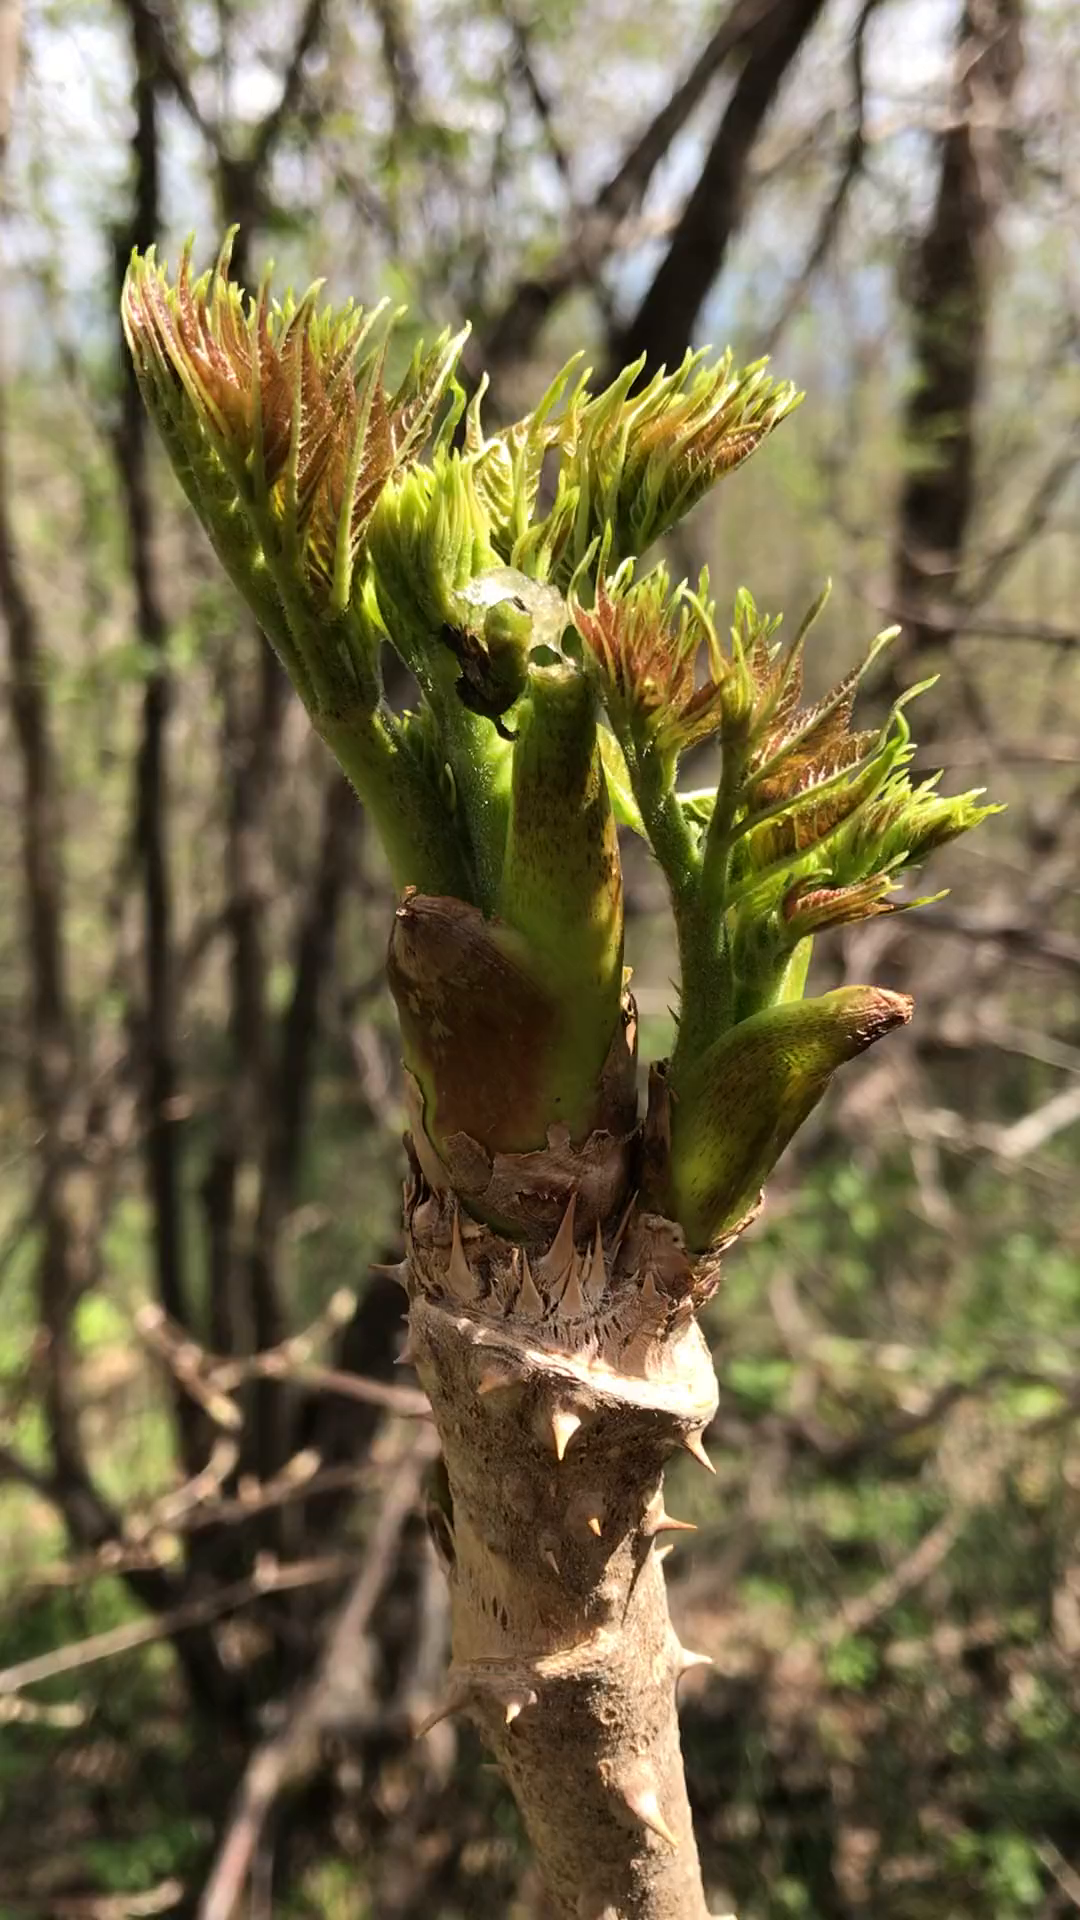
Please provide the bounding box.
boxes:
[0,1,1079,1916]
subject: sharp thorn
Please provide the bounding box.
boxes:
[370,1259,409,1289]
[610,1188,637,1256]
[677,1645,713,1674]
[543,1190,577,1284]
[542,1546,561,1576]
[559,1252,586,1319]
[640,1268,665,1314]
[586,1514,603,1537]
[447,1205,478,1301]
[517,1249,545,1320]
[414,1686,466,1739]
[476,1362,521,1396]
[549,1406,583,1462]
[497,1685,538,1726]
[625,1784,679,1850]
[644,1495,697,1537]
[654,1512,697,1535]
[655,1543,675,1564]
[584,1220,607,1305]
[683,1429,715,1474]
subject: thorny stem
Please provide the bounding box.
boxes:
[403,1165,724,1920]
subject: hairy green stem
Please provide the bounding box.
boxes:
[436,696,513,911]
[498,667,623,1135]
[318,706,471,897]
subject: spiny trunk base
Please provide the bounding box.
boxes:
[399,1131,742,1919]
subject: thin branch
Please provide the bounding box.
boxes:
[477,0,769,382]
[767,1271,1080,1466]
[370,0,421,135]
[199,640,288,1374]
[0,1881,183,1919]
[114,0,198,1452]
[0,87,120,1541]
[136,1300,431,1420]
[0,1694,88,1726]
[886,0,1024,690]
[962,433,1080,611]
[614,0,829,374]
[119,0,217,142]
[917,1012,1080,1078]
[762,0,885,352]
[248,0,328,174]
[911,733,1080,767]
[504,4,574,195]
[907,1097,1080,1168]
[996,1080,1080,1162]
[881,605,1080,646]
[229,1358,431,1416]
[1036,1841,1080,1913]
[917,906,1080,979]
[241,766,357,1474]
[0,1552,358,1696]
[820,1510,964,1642]
[9,1468,378,1593]
[197,1428,439,1920]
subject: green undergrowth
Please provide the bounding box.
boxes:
[675,1132,1080,1919]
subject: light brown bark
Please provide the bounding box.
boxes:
[400,1106,730,1919]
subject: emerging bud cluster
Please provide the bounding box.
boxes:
[460,347,799,585]
[122,233,466,718]
[562,349,799,567]
[571,561,732,759]
[572,563,997,1002]
[569,561,997,1245]
[122,235,999,1256]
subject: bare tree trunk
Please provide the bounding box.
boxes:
[200,641,288,1366]
[614,0,828,375]
[246,769,356,1337]
[196,0,333,1474]
[113,0,203,1483]
[242,764,357,1489]
[888,0,1023,690]
[0,415,81,1481]
[478,0,772,389]
[0,283,238,1722]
